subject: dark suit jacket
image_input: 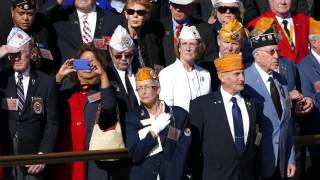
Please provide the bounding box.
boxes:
[126,104,191,180]
[189,89,261,180]
[0,67,59,155]
[106,64,139,144]
[159,16,218,66]
[42,2,122,64]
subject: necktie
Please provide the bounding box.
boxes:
[125,71,138,109]
[82,14,92,44]
[174,24,183,45]
[282,20,294,49]
[231,97,245,155]
[17,73,25,114]
[268,77,283,120]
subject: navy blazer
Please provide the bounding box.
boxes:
[126,103,191,180]
[297,52,320,134]
[189,89,261,180]
[0,67,59,155]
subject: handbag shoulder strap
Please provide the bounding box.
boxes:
[95,103,121,124]
[169,106,176,128]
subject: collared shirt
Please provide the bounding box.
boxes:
[275,14,295,46]
[15,67,30,99]
[77,5,97,41]
[255,62,273,95]
[115,65,140,104]
[311,49,320,65]
[220,86,250,144]
[172,18,189,35]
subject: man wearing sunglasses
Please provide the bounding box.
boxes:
[247,0,311,64]
[107,25,140,141]
[159,0,218,66]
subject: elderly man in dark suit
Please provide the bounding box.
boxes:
[189,54,262,180]
[0,27,59,180]
[297,18,320,180]
[159,0,218,66]
[40,0,122,65]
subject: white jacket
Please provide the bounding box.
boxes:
[159,59,211,111]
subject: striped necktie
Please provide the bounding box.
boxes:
[82,14,92,44]
[17,73,25,114]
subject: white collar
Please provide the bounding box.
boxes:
[254,62,273,83]
[15,67,30,79]
[311,49,320,64]
[275,13,293,25]
[220,86,242,103]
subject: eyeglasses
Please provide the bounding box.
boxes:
[113,53,134,59]
[136,85,157,93]
[217,6,239,14]
[258,48,280,56]
[126,9,147,16]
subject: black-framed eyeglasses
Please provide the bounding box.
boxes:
[217,6,239,14]
[126,9,147,16]
[136,85,157,93]
[258,48,280,56]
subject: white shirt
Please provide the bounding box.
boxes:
[220,86,250,144]
[311,49,320,64]
[255,62,273,95]
[110,0,125,13]
[275,14,295,46]
[186,70,202,100]
[77,5,97,42]
[15,68,30,99]
[115,66,140,104]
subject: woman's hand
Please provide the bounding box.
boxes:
[90,60,110,88]
[56,59,76,83]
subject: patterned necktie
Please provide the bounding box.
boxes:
[17,73,25,114]
[282,20,294,49]
[174,24,183,45]
[268,77,283,120]
[231,97,245,155]
[82,14,92,44]
[125,71,138,109]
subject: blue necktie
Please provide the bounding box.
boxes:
[231,97,245,155]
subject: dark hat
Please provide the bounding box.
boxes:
[249,17,281,50]
[12,0,36,10]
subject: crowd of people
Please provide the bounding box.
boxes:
[0,0,320,180]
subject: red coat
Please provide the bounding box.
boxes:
[247,10,310,64]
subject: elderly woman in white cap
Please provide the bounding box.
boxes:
[159,26,211,112]
[208,0,245,32]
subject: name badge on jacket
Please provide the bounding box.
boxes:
[31,97,44,114]
[1,98,18,111]
[87,92,101,103]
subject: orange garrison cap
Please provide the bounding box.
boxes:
[214,54,244,73]
[135,67,159,81]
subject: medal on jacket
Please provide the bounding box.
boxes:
[31,97,44,114]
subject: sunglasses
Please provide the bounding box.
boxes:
[126,9,147,16]
[113,53,134,59]
[217,6,239,14]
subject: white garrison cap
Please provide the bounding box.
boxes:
[216,0,240,3]
[169,0,195,5]
[7,27,31,48]
[179,26,201,40]
[109,25,134,52]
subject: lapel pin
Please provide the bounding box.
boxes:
[165,30,170,36]
[74,21,78,24]
[140,109,145,116]
[32,79,35,85]
[218,100,221,104]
